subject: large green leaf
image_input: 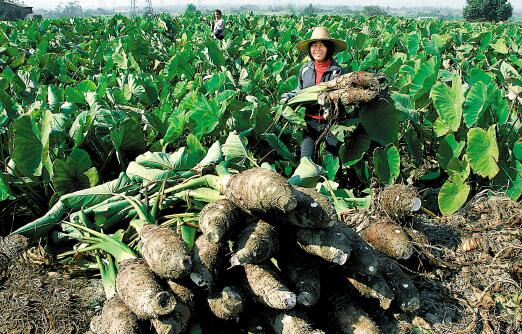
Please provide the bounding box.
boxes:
[514,141,522,161]
[52,148,99,196]
[206,39,225,67]
[437,134,465,170]
[69,109,95,147]
[382,52,406,77]
[322,153,340,180]
[466,126,499,179]
[289,157,323,188]
[261,133,293,160]
[203,72,226,94]
[12,115,42,176]
[407,33,420,57]
[438,174,470,215]
[447,155,471,180]
[373,144,400,185]
[430,75,464,132]
[390,92,418,123]
[127,147,200,182]
[281,106,305,126]
[188,95,224,139]
[14,173,139,238]
[506,161,522,201]
[110,117,146,153]
[463,82,489,127]
[339,127,371,167]
[222,132,247,163]
[0,173,13,201]
[410,58,439,101]
[359,98,400,145]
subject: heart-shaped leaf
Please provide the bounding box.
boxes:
[373,144,400,185]
[467,126,499,179]
[438,174,470,215]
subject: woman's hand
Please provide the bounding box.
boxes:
[280,92,297,103]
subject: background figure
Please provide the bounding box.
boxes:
[211,9,225,40]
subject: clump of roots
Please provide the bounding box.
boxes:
[323,71,387,91]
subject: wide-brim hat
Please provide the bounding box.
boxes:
[296,27,347,54]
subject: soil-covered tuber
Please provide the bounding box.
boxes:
[230,220,279,267]
[224,168,297,215]
[199,199,245,242]
[284,187,337,228]
[207,285,245,320]
[116,258,177,319]
[190,234,225,288]
[139,224,192,279]
[296,226,351,265]
[359,219,413,260]
[244,264,296,310]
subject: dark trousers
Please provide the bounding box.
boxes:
[300,119,340,159]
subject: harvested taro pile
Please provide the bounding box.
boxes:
[1,168,520,334]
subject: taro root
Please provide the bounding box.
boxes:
[376,184,420,219]
[190,234,225,288]
[95,296,146,334]
[139,224,192,279]
[318,88,379,106]
[284,186,337,228]
[0,234,29,273]
[323,71,387,91]
[166,280,197,313]
[336,223,380,276]
[347,274,394,310]
[327,291,380,334]
[199,199,245,242]
[224,168,297,215]
[359,219,413,260]
[269,310,325,334]
[230,220,279,267]
[378,256,420,313]
[296,225,351,265]
[151,302,191,334]
[278,247,321,307]
[244,264,296,310]
[207,286,245,320]
[116,258,177,319]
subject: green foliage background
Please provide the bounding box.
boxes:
[0,12,521,229]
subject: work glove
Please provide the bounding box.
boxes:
[280,92,297,104]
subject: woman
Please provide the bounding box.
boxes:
[281,27,346,161]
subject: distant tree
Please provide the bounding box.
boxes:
[62,1,82,17]
[186,4,197,13]
[302,3,316,16]
[463,0,513,22]
[361,5,389,17]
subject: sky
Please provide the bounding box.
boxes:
[21,0,522,10]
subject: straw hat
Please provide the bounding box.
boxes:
[296,27,347,54]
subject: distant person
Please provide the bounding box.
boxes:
[211,9,225,40]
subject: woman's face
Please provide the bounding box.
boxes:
[310,41,328,62]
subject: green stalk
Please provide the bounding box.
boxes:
[96,253,117,299]
[162,212,199,219]
[163,174,225,195]
[150,179,167,222]
[110,193,153,224]
[61,221,137,263]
